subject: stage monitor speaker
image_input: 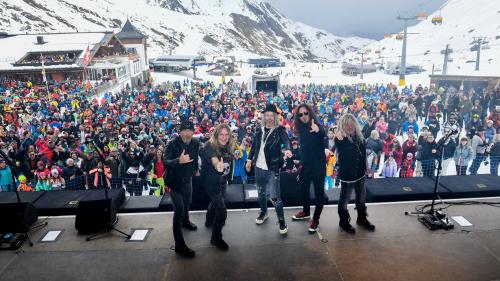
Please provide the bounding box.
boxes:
[365,177,443,202]
[0,202,39,233]
[75,198,117,233]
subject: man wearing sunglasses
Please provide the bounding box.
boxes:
[292,104,326,233]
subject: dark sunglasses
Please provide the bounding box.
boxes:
[298,112,309,117]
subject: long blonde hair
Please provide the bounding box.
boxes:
[208,123,234,156]
[338,113,364,142]
[260,111,281,129]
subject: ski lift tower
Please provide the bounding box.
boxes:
[358,50,368,79]
[397,12,427,86]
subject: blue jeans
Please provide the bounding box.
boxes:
[1,184,15,192]
[421,159,436,177]
[469,154,486,175]
[490,157,499,176]
[324,176,334,190]
[462,114,470,128]
[255,168,284,221]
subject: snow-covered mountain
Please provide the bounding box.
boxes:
[0,0,373,61]
[350,0,500,76]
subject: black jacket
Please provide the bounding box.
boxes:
[437,138,456,160]
[200,143,233,196]
[298,123,326,171]
[419,141,438,160]
[62,165,83,182]
[335,136,367,181]
[163,136,200,192]
[362,122,376,139]
[248,126,290,173]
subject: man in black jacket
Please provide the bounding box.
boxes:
[164,120,199,258]
[246,104,291,235]
[62,158,83,190]
[335,113,375,234]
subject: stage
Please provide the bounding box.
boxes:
[0,198,499,281]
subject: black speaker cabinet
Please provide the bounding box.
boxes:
[0,202,39,233]
[75,198,117,233]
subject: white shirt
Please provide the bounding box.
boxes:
[256,127,273,170]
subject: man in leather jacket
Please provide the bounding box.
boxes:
[164,120,199,258]
[246,104,292,235]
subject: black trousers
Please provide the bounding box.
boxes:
[299,167,326,221]
[206,183,227,241]
[338,177,367,216]
[170,178,193,247]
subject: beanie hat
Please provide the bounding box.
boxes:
[179,120,194,132]
[263,103,278,114]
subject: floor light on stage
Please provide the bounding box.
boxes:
[246,190,258,199]
[451,216,474,232]
[39,230,64,243]
[127,228,152,242]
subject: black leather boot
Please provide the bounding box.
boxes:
[175,245,195,258]
[338,209,356,234]
[182,221,198,231]
[356,207,375,231]
[211,238,229,251]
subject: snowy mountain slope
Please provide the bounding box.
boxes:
[0,0,373,61]
[347,0,500,76]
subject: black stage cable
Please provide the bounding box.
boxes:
[412,200,500,215]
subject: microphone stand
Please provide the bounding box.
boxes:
[85,142,131,241]
[405,131,455,230]
[0,150,47,247]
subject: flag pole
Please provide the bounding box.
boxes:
[41,52,49,93]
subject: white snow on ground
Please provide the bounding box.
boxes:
[152,62,432,86]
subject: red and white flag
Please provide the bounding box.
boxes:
[83,45,91,67]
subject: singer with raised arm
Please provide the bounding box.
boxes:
[164,120,200,258]
[200,124,234,251]
[335,113,375,234]
[291,104,326,233]
[245,104,292,235]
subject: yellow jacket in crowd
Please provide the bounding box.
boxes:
[326,152,336,177]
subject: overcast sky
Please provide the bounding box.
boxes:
[265,0,447,39]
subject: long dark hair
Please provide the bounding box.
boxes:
[293,103,320,136]
[208,123,234,158]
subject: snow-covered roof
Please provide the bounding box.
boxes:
[0,32,111,72]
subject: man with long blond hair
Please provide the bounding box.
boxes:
[246,104,292,235]
[335,113,375,234]
[200,123,233,250]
